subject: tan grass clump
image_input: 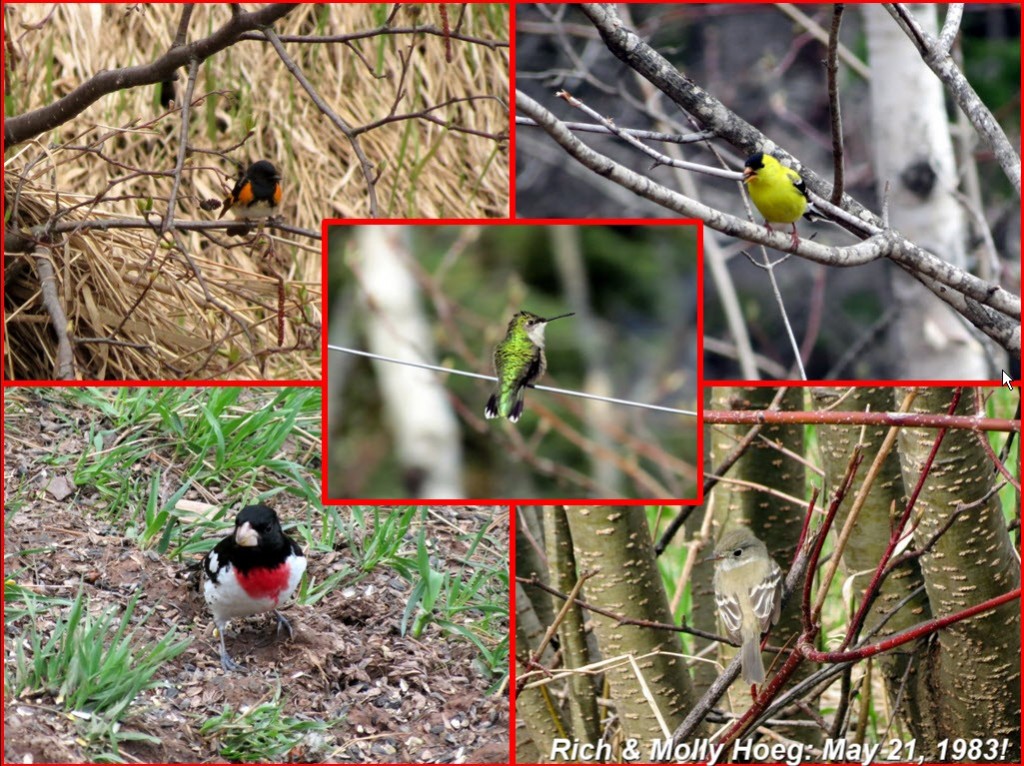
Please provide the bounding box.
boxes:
[4,4,509,380]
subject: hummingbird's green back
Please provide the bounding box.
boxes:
[485,310,572,423]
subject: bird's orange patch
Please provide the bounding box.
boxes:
[272,183,282,206]
[236,565,290,603]
[236,180,255,206]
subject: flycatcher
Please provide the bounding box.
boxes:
[709,527,783,685]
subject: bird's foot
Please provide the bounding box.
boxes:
[275,610,294,639]
[220,649,245,672]
[216,624,245,671]
[789,225,800,249]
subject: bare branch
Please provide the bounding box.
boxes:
[5,4,299,147]
[261,26,380,218]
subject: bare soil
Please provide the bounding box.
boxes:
[3,393,509,763]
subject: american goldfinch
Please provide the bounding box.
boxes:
[742,153,820,247]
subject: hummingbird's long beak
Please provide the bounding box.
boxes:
[543,312,575,323]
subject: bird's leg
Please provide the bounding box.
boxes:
[274,610,294,639]
[763,221,774,238]
[789,223,800,249]
[217,625,243,671]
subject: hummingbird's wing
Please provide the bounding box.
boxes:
[510,353,545,422]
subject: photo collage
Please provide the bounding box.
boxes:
[2,3,1020,765]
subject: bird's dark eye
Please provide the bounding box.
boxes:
[732,548,743,557]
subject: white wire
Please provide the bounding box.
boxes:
[326,344,698,418]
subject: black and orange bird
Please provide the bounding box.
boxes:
[219,160,282,220]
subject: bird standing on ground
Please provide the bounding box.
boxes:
[742,153,820,248]
[202,504,306,671]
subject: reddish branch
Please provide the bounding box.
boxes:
[802,588,1021,663]
[704,407,1019,432]
[802,451,863,630]
[439,4,453,63]
[674,388,1018,744]
[716,586,1020,749]
[714,390,1021,746]
[840,389,961,650]
[975,427,1022,492]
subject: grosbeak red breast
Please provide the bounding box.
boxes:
[202,504,305,671]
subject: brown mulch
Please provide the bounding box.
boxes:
[4,504,509,763]
[4,453,509,763]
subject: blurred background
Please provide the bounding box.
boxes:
[326,224,700,500]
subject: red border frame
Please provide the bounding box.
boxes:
[320,217,705,506]
[1,2,1020,765]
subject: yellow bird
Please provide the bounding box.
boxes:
[742,153,820,248]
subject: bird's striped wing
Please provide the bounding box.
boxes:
[715,591,743,641]
[750,558,783,632]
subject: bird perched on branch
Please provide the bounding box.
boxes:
[742,153,822,248]
[219,160,282,220]
[202,504,305,671]
[708,527,782,685]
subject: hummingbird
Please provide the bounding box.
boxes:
[485,310,574,423]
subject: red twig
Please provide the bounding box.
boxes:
[802,587,1020,663]
[704,407,1018,432]
[841,389,962,650]
[439,4,452,62]
[803,448,863,630]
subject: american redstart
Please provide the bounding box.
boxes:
[219,160,282,220]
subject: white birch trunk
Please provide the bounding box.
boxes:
[356,226,464,498]
[863,5,989,378]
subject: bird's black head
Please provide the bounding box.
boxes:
[246,160,281,184]
[743,153,766,180]
[233,504,283,548]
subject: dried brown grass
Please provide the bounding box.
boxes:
[4,3,509,380]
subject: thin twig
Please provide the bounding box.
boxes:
[826,6,846,205]
[262,26,380,217]
[30,247,75,379]
[162,58,199,236]
[516,116,713,144]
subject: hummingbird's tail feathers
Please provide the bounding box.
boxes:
[485,386,526,422]
[509,396,525,423]
[484,393,500,419]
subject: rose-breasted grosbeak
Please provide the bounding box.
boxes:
[202,504,306,671]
